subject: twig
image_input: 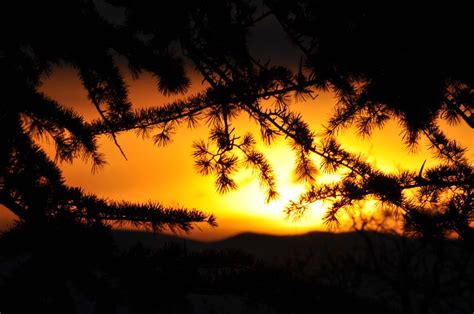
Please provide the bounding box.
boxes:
[91,98,128,160]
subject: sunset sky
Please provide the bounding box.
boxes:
[2,3,473,314]
[1,64,469,241]
[1,14,472,242]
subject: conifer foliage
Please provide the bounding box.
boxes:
[0,0,222,230]
[1,0,472,242]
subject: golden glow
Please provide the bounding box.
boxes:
[2,66,471,241]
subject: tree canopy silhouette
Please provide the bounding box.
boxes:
[265,1,473,241]
[1,0,472,242]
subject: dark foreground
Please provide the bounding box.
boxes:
[0,221,472,314]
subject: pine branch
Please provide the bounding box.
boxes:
[74,196,217,232]
[422,125,467,165]
[89,93,212,135]
[444,95,474,128]
[91,96,128,160]
[242,102,369,177]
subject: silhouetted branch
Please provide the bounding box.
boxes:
[91,97,129,160]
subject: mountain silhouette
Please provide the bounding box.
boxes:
[112,229,391,264]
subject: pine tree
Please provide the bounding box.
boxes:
[0,0,221,231]
[1,1,473,313]
[1,0,472,241]
[263,1,473,241]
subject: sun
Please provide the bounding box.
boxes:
[266,182,328,228]
[223,149,328,234]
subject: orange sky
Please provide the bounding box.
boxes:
[1,66,472,241]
